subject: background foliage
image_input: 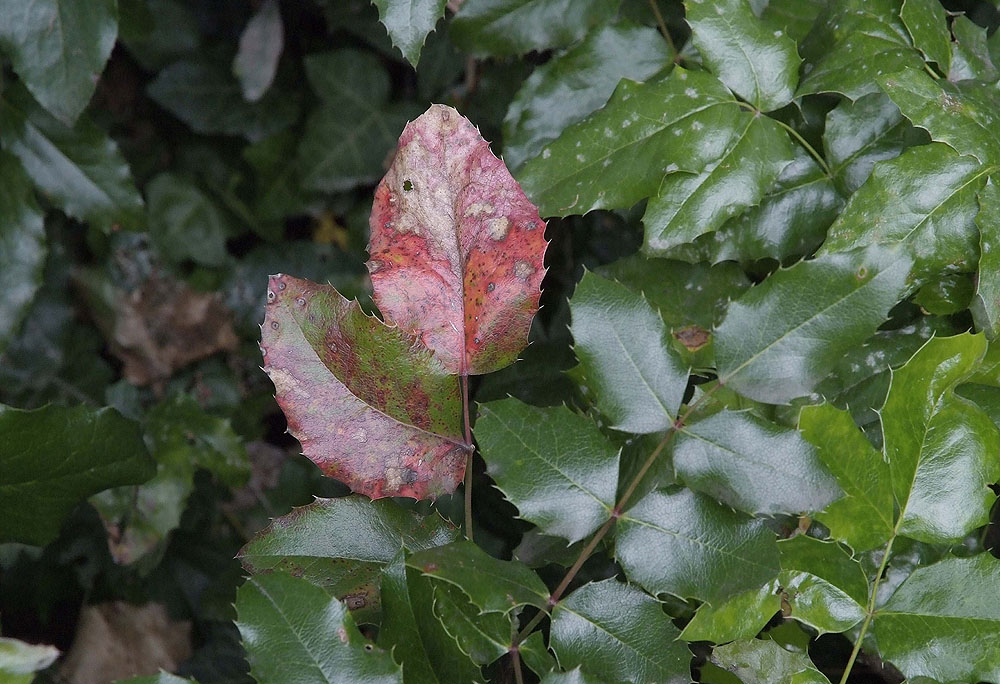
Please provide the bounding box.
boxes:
[1,0,1000,683]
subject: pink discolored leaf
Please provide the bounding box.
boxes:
[260,274,467,499]
[368,104,548,376]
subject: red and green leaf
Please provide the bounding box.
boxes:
[367,104,548,376]
[260,274,467,499]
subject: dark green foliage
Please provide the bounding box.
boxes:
[2,1,1000,683]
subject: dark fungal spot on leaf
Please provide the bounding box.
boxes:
[403,179,413,191]
[343,594,367,610]
[278,281,286,290]
[674,325,710,351]
[296,297,306,306]
[364,644,374,652]
[267,290,275,302]
[856,266,868,279]
[271,321,279,330]
[487,282,495,292]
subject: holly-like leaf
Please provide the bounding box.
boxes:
[824,92,925,196]
[821,143,985,280]
[799,403,893,552]
[0,404,155,546]
[407,541,548,613]
[949,15,998,82]
[881,333,1000,543]
[879,68,1000,164]
[715,245,913,404]
[569,271,689,433]
[0,150,45,354]
[710,640,832,684]
[519,631,556,679]
[0,0,116,124]
[797,0,924,101]
[239,496,457,619]
[367,104,547,376]
[432,581,511,665]
[261,274,467,499]
[972,178,1000,338]
[685,0,801,111]
[674,410,841,516]
[642,112,794,255]
[899,0,951,71]
[672,151,841,266]
[517,68,741,217]
[450,0,619,57]
[873,554,1000,682]
[372,0,447,66]
[616,487,780,604]
[550,578,690,684]
[475,399,619,544]
[236,571,403,684]
[0,83,144,233]
[502,22,672,170]
[379,552,483,684]
[777,536,867,635]
[679,580,781,644]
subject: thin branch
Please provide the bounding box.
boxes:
[512,381,723,646]
[512,647,525,684]
[462,373,475,542]
[838,534,897,684]
[648,0,676,55]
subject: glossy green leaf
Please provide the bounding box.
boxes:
[519,631,556,679]
[821,143,986,280]
[949,15,998,82]
[147,58,299,142]
[675,410,840,515]
[538,670,609,684]
[797,0,925,100]
[0,150,45,354]
[679,580,780,643]
[881,333,1000,543]
[550,578,690,684]
[432,581,511,665]
[673,152,841,266]
[972,177,1000,338]
[379,552,483,684]
[503,22,672,170]
[913,273,974,314]
[146,173,229,267]
[799,404,893,552]
[0,404,154,546]
[236,571,403,684]
[407,540,549,612]
[879,68,1000,164]
[0,84,144,233]
[517,68,741,217]
[0,0,116,124]
[715,245,912,404]
[899,0,950,70]
[372,0,447,65]
[616,487,780,604]
[710,640,831,684]
[642,112,794,254]
[233,0,283,102]
[685,0,801,111]
[450,0,618,57]
[475,399,618,543]
[760,0,824,43]
[239,496,457,566]
[570,271,689,433]
[777,536,867,635]
[873,554,1000,682]
[824,92,925,196]
[0,637,59,684]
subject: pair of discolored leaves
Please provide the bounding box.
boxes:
[260,105,546,499]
